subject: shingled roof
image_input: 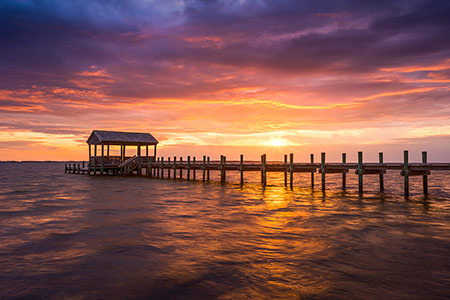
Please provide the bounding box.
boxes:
[86,130,158,145]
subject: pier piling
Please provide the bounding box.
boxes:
[342,153,346,190]
[404,150,409,197]
[321,152,326,192]
[240,154,244,185]
[423,151,428,195]
[289,153,294,189]
[284,154,288,187]
[358,151,363,195]
[379,152,384,192]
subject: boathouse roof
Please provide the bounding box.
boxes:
[86,130,158,145]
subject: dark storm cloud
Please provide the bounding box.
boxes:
[1,0,449,91]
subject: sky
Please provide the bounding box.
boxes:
[0,0,449,162]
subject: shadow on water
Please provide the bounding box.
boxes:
[0,163,450,299]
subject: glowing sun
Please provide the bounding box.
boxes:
[269,138,288,147]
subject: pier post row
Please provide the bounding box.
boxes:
[67,130,450,197]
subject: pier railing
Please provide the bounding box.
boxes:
[66,150,450,197]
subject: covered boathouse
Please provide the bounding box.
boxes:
[86,130,158,175]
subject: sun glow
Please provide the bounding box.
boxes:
[269,138,288,147]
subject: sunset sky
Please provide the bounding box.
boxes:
[1,0,449,162]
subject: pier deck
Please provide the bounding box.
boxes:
[66,151,450,197]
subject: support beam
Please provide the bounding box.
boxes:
[180,157,183,179]
[187,156,191,181]
[137,146,142,176]
[358,151,363,195]
[156,157,160,177]
[284,154,287,187]
[146,145,149,157]
[148,156,153,177]
[88,144,91,174]
[404,150,409,197]
[423,151,428,196]
[101,144,104,175]
[167,157,171,178]
[379,152,384,192]
[321,152,326,192]
[289,153,294,189]
[220,155,226,184]
[193,157,196,180]
[160,157,164,179]
[263,154,267,186]
[207,157,210,182]
[94,144,97,175]
[173,156,177,179]
[342,153,346,190]
[358,151,364,196]
[107,145,110,158]
[154,144,157,157]
[202,155,206,182]
[310,154,314,189]
[240,154,244,185]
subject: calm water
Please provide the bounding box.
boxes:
[1,163,450,299]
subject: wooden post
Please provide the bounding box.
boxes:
[187,156,191,181]
[65,163,67,173]
[107,145,110,158]
[156,157,160,177]
[180,157,183,179]
[358,151,363,195]
[263,154,267,186]
[173,156,177,179]
[78,163,80,174]
[289,153,294,189]
[260,155,264,185]
[284,154,287,187]
[148,156,153,177]
[207,156,210,181]
[146,145,149,157]
[342,153,346,190]
[221,155,226,184]
[88,145,91,174]
[422,151,428,195]
[193,157,196,180]
[202,155,206,182]
[404,150,409,197]
[123,145,126,161]
[137,146,142,176]
[310,154,314,189]
[167,157,171,178]
[379,152,384,192]
[154,144,157,158]
[240,154,244,185]
[160,157,164,179]
[94,144,97,175]
[101,144,104,175]
[321,152,326,192]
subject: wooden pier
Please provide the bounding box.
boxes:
[66,150,450,197]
